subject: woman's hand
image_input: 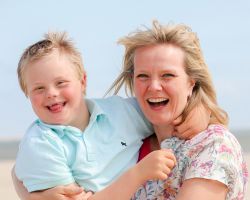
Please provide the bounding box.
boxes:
[29,184,85,200]
[135,149,176,183]
[172,103,210,139]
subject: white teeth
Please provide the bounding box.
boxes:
[148,98,167,103]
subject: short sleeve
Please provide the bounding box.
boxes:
[96,96,153,139]
[183,125,246,197]
[15,125,75,192]
[124,97,153,135]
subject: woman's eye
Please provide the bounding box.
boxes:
[162,73,175,78]
[136,74,149,80]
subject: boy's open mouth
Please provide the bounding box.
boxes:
[47,102,66,112]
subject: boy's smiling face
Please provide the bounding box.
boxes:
[24,50,86,128]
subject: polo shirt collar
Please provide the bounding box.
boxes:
[85,98,107,123]
[36,120,82,138]
[35,98,108,138]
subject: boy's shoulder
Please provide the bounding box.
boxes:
[87,96,152,131]
[23,120,45,138]
[21,120,61,144]
[92,95,134,104]
[88,96,138,113]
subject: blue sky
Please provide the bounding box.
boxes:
[1,0,250,137]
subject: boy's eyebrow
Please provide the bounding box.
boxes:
[54,76,70,80]
[31,82,44,86]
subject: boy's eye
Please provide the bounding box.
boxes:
[57,81,67,86]
[58,81,64,85]
[33,86,44,92]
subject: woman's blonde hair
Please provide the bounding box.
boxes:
[107,20,228,126]
[17,32,85,96]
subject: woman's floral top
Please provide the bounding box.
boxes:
[132,124,248,200]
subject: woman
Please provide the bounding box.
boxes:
[108,21,248,199]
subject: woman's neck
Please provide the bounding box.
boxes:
[153,124,175,144]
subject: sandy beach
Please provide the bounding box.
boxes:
[0,160,18,200]
[1,134,250,199]
[1,154,250,200]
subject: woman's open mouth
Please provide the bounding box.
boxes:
[147,98,169,107]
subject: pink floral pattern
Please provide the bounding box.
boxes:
[133,124,248,200]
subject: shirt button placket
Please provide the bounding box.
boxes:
[82,132,96,162]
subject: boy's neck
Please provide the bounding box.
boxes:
[66,98,89,131]
[77,100,90,131]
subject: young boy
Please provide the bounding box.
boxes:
[14,32,209,200]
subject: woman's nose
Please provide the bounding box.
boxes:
[148,79,162,91]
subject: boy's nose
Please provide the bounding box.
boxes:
[46,87,58,98]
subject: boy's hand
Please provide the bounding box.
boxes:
[135,149,176,183]
[172,104,210,140]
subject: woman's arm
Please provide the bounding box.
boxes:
[12,149,176,200]
[176,178,228,200]
[12,166,33,200]
[89,149,176,200]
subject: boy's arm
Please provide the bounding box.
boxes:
[89,149,176,200]
[12,167,85,200]
[15,132,76,192]
[173,103,210,139]
[14,128,79,199]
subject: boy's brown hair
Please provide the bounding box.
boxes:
[17,32,85,96]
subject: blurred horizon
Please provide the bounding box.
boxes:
[1,131,250,161]
[0,129,249,141]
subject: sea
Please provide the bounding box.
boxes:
[0,130,249,161]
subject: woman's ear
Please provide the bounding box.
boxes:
[188,79,195,97]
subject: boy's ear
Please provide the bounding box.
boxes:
[81,73,87,93]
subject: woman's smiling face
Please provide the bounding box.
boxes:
[133,44,194,127]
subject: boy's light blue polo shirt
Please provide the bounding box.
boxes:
[15,96,153,192]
